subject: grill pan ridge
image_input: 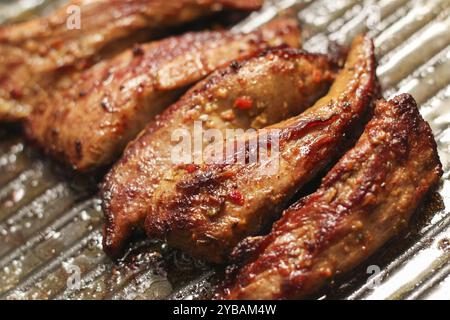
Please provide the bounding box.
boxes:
[0,0,449,300]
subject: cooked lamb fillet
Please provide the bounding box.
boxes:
[21,18,300,171]
[218,94,443,300]
[0,0,263,121]
[102,46,338,257]
[146,35,377,263]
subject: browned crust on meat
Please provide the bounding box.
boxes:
[0,0,262,121]
[21,18,300,174]
[145,35,377,263]
[100,19,303,257]
[219,94,443,299]
[102,44,340,257]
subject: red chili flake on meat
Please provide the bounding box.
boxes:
[10,89,23,99]
[439,238,450,252]
[311,69,322,83]
[51,39,64,49]
[185,164,198,173]
[79,60,93,70]
[222,171,235,179]
[234,96,253,110]
[228,190,245,206]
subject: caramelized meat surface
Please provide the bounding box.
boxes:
[0,0,262,121]
[146,35,377,263]
[219,94,443,299]
[102,46,337,257]
[22,19,300,171]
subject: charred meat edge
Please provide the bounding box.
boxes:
[146,35,377,263]
[21,18,300,172]
[102,45,341,257]
[219,94,443,299]
[0,0,262,121]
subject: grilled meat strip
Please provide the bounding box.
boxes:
[102,47,338,257]
[22,18,300,171]
[147,35,377,263]
[0,0,262,121]
[219,94,443,300]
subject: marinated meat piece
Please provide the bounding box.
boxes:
[219,94,443,299]
[102,46,337,257]
[147,35,377,263]
[0,0,263,121]
[22,18,300,171]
